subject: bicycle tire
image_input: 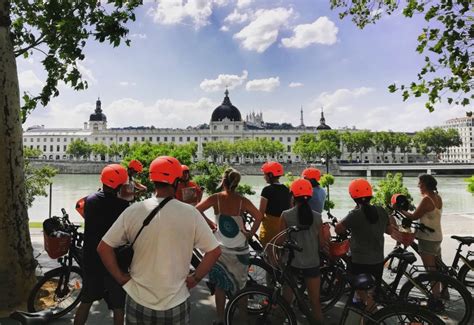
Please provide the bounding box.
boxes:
[399,272,472,325]
[371,303,444,324]
[320,264,345,312]
[247,257,276,287]
[458,260,474,292]
[224,285,296,325]
[27,266,83,319]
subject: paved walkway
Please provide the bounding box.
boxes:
[2,223,474,324]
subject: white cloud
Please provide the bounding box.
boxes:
[237,0,252,8]
[18,70,43,89]
[312,87,374,109]
[281,16,338,48]
[234,7,293,53]
[220,25,230,32]
[224,9,249,24]
[246,77,280,92]
[147,0,229,28]
[119,81,137,87]
[200,70,248,92]
[130,33,148,39]
[289,82,304,88]
[76,61,97,85]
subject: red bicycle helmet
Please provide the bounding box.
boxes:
[149,156,182,184]
[301,168,321,182]
[261,161,284,177]
[290,179,313,198]
[101,164,128,189]
[181,165,190,172]
[128,159,143,173]
[348,178,372,199]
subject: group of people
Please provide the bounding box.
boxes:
[72,156,444,325]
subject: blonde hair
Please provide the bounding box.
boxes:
[222,168,241,192]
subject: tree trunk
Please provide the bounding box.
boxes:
[0,0,37,312]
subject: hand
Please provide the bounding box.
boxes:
[186,273,201,289]
[208,221,217,232]
[118,272,131,286]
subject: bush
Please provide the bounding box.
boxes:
[372,173,414,212]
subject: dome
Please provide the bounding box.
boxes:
[89,98,107,122]
[211,90,242,122]
[316,108,331,130]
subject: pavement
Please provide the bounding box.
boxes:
[1,219,473,324]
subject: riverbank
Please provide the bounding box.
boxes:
[29,160,474,176]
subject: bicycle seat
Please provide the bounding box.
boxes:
[348,273,375,290]
[388,251,417,264]
[9,310,52,324]
[451,235,474,245]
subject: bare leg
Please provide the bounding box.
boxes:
[73,302,93,325]
[304,276,322,324]
[282,284,294,307]
[215,287,226,323]
[113,308,124,325]
[421,253,441,297]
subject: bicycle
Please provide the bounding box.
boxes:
[224,226,444,325]
[27,208,84,318]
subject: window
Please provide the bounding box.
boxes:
[204,137,208,141]
[287,145,291,152]
[164,137,168,141]
[141,137,145,141]
[149,137,153,141]
[224,125,229,130]
[110,137,113,141]
[179,137,183,142]
[279,137,283,142]
[156,137,160,142]
[126,137,130,141]
[56,145,60,151]
[95,137,98,141]
[194,137,198,142]
[50,145,53,152]
[287,137,291,142]
[64,138,67,142]
[63,145,67,151]
[43,145,47,151]
[23,138,27,142]
[50,138,53,142]
[57,138,60,142]
[134,137,137,141]
[30,145,33,149]
[213,125,217,130]
[171,137,175,142]
[37,138,40,142]
[119,137,123,141]
[37,145,40,150]
[236,126,239,130]
[271,137,275,141]
[44,138,47,142]
[187,137,190,142]
[295,137,299,141]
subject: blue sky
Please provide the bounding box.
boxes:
[18,0,466,132]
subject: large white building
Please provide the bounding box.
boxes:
[23,91,327,163]
[440,112,474,163]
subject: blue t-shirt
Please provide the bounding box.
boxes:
[308,187,326,214]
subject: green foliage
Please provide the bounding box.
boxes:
[203,138,285,163]
[122,142,197,193]
[66,139,91,159]
[90,143,108,158]
[319,174,335,188]
[330,0,473,111]
[293,134,319,162]
[465,175,474,194]
[283,171,297,188]
[23,147,57,208]
[10,0,143,121]
[236,184,255,196]
[372,173,414,212]
[413,127,462,158]
[293,132,341,163]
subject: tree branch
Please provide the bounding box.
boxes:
[14,34,46,57]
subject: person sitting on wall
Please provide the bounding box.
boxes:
[119,159,147,202]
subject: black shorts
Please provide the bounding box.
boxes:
[81,270,125,310]
[290,266,320,278]
[350,262,384,287]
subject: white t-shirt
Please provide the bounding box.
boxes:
[102,196,219,311]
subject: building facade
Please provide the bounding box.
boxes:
[440,112,474,163]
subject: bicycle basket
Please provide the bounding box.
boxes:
[43,232,71,259]
[329,239,349,258]
[391,227,416,246]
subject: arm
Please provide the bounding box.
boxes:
[186,246,221,289]
[134,181,147,193]
[195,195,218,230]
[241,198,263,240]
[334,222,347,235]
[401,197,433,220]
[275,216,288,245]
[259,197,268,217]
[97,240,130,286]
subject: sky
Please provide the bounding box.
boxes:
[17,0,468,132]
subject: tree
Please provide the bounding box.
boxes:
[394,133,413,162]
[330,0,473,111]
[341,131,358,161]
[293,133,319,162]
[24,147,57,208]
[90,143,108,160]
[466,175,474,194]
[66,139,91,160]
[1,0,141,310]
[372,173,415,213]
[108,143,121,161]
[413,127,462,159]
[372,131,393,162]
[352,130,373,161]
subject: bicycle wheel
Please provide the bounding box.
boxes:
[320,265,345,312]
[458,260,474,294]
[27,266,83,319]
[399,272,472,325]
[371,303,444,324]
[247,257,275,287]
[225,285,297,325]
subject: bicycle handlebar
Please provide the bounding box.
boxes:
[391,210,434,233]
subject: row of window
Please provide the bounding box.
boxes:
[28,145,67,152]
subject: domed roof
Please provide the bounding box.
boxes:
[89,98,107,122]
[316,107,331,130]
[211,90,242,122]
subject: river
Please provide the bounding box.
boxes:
[28,175,473,236]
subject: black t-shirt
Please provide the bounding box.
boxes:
[83,191,129,273]
[261,184,291,217]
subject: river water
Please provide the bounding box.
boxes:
[28,175,473,236]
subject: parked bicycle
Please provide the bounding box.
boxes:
[224,226,444,325]
[27,208,84,318]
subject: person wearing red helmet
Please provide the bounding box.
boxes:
[301,167,326,213]
[175,165,203,206]
[259,161,291,246]
[196,168,262,325]
[98,156,221,325]
[119,159,147,202]
[335,178,392,310]
[280,179,325,323]
[74,164,130,325]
